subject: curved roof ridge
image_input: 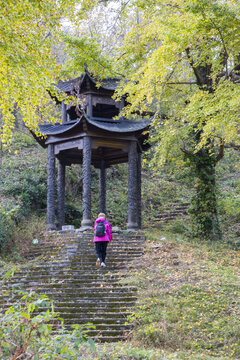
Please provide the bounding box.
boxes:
[37,116,151,137]
[39,118,82,135]
[86,117,151,133]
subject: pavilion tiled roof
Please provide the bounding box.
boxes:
[56,72,120,94]
[38,116,151,136]
[38,119,81,135]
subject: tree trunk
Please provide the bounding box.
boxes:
[188,149,221,240]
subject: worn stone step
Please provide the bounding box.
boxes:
[54,315,128,324]
[27,240,144,248]
[0,291,137,301]
[28,236,144,242]
[61,321,132,330]
[24,253,144,261]
[2,282,135,289]
[26,249,144,256]
[6,264,129,273]
[0,302,135,311]
[1,279,125,288]
[52,330,126,343]
[1,276,127,285]
[4,264,138,275]
[0,232,145,342]
[58,313,130,320]
[2,284,137,293]
[63,328,128,338]
[0,293,137,302]
[53,309,130,317]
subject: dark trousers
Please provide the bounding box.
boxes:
[95,241,108,263]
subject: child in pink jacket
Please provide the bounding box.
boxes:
[93,213,112,267]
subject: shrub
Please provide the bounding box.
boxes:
[0,202,20,252]
[0,212,13,252]
[0,291,96,359]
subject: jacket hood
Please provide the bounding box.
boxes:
[96,217,106,223]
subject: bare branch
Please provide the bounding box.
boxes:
[185,47,203,86]
[225,143,240,151]
[208,18,229,79]
[216,141,224,162]
[180,147,191,155]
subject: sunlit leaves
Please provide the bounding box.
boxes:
[106,0,240,166]
[0,0,77,144]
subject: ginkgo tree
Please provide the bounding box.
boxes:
[74,0,240,239]
[2,0,240,239]
[0,0,79,145]
[115,0,240,240]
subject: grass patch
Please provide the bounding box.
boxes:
[123,228,240,359]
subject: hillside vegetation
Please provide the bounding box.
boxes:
[0,229,239,359]
[1,133,240,359]
[74,229,240,360]
[1,132,240,254]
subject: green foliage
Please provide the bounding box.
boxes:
[0,212,14,251]
[164,220,188,234]
[76,0,240,239]
[0,0,83,144]
[106,165,128,226]
[5,176,46,216]
[0,291,96,359]
[11,132,37,150]
[112,0,240,150]
[0,199,20,251]
[186,149,221,240]
[89,345,163,359]
[64,204,82,228]
[127,230,240,359]
[0,143,47,221]
[61,34,114,79]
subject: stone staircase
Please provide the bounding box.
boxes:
[0,232,145,342]
[152,202,190,225]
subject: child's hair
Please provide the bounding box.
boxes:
[98,213,106,218]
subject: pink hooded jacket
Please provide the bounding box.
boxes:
[93,217,112,243]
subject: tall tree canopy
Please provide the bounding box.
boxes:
[0,0,78,143]
[71,0,240,155]
[75,0,240,238]
[2,0,240,238]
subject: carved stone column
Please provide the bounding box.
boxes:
[137,152,142,229]
[81,136,92,227]
[127,140,138,231]
[99,159,106,213]
[57,160,65,229]
[47,144,56,230]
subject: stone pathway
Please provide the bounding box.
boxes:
[0,232,145,342]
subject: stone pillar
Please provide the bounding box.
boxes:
[47,144,56,230]
[137,152,142,229]
[127,140,138,231]
[99,159,106,213]
[57,160,66,229]
[61,101,67,123]
[81,136,92,228]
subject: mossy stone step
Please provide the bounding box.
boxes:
[61,322,132,331]
[2,276,126,285]
[53,312,131,319]
[0,302,135,311]
[1,233,145,342]
[3,285,137,293]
